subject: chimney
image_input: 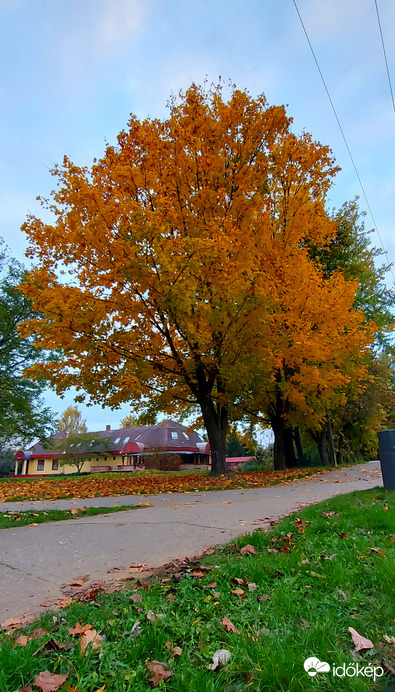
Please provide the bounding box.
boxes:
[106,425,111,431]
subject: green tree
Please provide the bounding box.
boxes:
[0,243,54,451]
[49,432,111,474]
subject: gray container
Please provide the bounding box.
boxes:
[377,430,395,490]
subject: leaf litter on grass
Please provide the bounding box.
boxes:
[1,487,394,691]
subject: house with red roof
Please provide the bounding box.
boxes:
[14,420,211,476]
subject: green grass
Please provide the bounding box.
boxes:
[0,504,141,529]
[0,488,394,691]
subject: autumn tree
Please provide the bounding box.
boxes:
[56,405,87,436]
[307,199,395,464]
[20,84,373,475]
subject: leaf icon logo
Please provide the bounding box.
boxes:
[304,657,330,676]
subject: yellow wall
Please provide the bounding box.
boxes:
[16,455,124,476]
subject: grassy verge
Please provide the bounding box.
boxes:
[0,504,141,529]
[1,488,393,691]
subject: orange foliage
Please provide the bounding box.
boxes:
[0,468,321,503]
[19,84,373,473]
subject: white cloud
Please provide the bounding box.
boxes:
[94,0,147,48]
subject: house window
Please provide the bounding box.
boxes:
[183,432,189,439]
[114,437,121,444]
[113,456,116,460]
[52,460,58,471]
[123,436,130,444]
[37,460,45,471]
[171,431,179,439]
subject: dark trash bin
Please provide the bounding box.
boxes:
[377,430,395,490]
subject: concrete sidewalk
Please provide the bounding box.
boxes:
[0,462,382,622]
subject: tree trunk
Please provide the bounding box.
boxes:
[270,414,298,470]
[293,427,304,466]
[200,398,229,476]
[326,418,337,467]
[313,429,330,466]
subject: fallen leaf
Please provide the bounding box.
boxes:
[207,581,217,589]
[165,641,172,649]
[138,502,154,506]
[208,648,232,670]
[381,660,395,676]
[145,660,173,687]
[371,547,387,558]
[388,534,395,543]
[222,501,231,504]
[231,588,245,599]
[18,687,33,692]
[349,627,374,652]
[383,634,395,645]
[29,628,49,640]
[222,616,240,634]
[337,590,350,601]
[240,544,257,556]
[256,626,271,637]
[34,671,68,692]
[171,646,182,656]
[130,593,143,602]
[321,511,338,518]
[79,628,103,653]
[230,577,245,586]
[189,569,206,578]
[167,593,176,602]
[294,517,305,533]
[338,532,347,539]
[247,582,257,591]
[130,621,142,639]
[147,610,164,623]
[68,623,92,636]
[282,542,291,554]
[300,619,310,628]
[70,509,79,515]
[15,635,28,646]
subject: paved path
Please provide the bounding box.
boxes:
[0,462,382,622]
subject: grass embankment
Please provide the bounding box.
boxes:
[0,504,141,530]
[0,467,321,502]
[1,488,394,691]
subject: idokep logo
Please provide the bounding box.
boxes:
[304,658,330,677]
[304,656,384,682]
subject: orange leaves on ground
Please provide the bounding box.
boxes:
[79,629,103,653]
[0,468,320,503]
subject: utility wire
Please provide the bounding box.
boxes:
[374,0,395,115]
[292,0,395,283]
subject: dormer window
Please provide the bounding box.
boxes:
[123,436,130,444]
[114,437,121,444]
[171,431,179,439]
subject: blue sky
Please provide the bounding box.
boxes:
[1,0,394,432]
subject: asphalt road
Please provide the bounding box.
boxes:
[0,461,382,623]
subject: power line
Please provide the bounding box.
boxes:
[291,0,395,283]
[374,0,395,115]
